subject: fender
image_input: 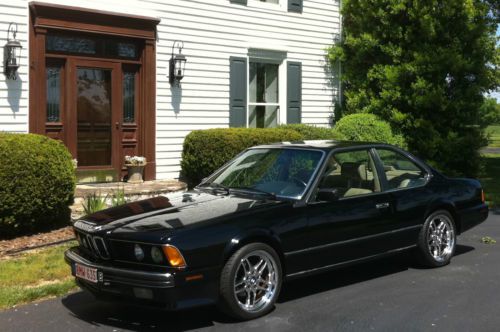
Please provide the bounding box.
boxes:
[424,198,461,231]
[221,228,284,267]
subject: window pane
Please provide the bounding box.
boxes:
[47,35,96,55]
[318,150,380,198]
[123,72,135,123]
[260,0,279,3]
[249,62,279,103]
[249,105,278,128]
[376,149,427,189]
[46,66,61,122]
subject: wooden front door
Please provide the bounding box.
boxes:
[29,2,159,182]
[68,59,122,175]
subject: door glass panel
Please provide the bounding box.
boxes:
[376,149,427,190]
[46,66,61,122]
[123,72,135,123]
[77,68,112,166]
[317,150,381,198]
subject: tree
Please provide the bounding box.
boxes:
[329,0,499,177]
[478,97,500,128]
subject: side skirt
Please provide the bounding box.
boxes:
[285,245,416,280]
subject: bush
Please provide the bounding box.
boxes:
[278,124,339,140]
[181,128,302,186]
[333,114,406,147]
[0,133,76,238]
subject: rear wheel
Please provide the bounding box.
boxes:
[416,210,457,267]
[218,243,282,320]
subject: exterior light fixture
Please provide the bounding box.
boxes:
[169,40,186,87]
[4,23,22,80]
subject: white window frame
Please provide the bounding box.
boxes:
[247,0,286,11]
[247,49,287,127]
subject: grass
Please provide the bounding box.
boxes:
[480,153,500,208]
[486,125,500,148]
[0,242,77,310]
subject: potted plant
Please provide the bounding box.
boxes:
[124,155,147,184]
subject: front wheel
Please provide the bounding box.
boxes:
[218,243,282,320]
[416,210,457,267]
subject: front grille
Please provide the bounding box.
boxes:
[76,230,110,260]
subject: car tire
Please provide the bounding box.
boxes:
[218,243,282,320]
[415,210,457,267]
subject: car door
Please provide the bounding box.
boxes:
[285,148,404,276]
[372,147,432,246]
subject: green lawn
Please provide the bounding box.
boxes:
[480,154,500,208]
[0,242,77,310]
[486,125,500,148]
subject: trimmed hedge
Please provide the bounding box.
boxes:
[181,128,302,185]
[333,113,406,147]
[278,124,339,140]
[0,133,76,238]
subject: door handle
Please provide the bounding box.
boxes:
[376,202,390,209]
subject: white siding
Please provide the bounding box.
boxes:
[0,0,340,179]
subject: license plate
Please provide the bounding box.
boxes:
[75,263,98,283]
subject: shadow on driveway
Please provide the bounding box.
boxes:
[61,245,475,331]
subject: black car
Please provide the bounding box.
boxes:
[65,141,488,320]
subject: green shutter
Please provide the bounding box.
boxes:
[230,57,248,127]
[288,0,303,13]
[287,61,302,124]
[230,0,247,5]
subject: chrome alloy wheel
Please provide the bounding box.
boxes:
[233,250,279,313]
[427,214,455,262]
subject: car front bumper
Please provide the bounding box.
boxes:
[64,247,218,310]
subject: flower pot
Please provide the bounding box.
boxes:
[126,164,145,184]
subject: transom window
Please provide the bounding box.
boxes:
[46,33,140,60]
[249,62,279,128]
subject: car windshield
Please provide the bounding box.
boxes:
[204,148,324,199]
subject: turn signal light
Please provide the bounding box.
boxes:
[162,245,186,268]
[481,189,486,204]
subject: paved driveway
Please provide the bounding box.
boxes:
[1,212,499,332]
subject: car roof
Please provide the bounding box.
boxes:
[250,140,394,151]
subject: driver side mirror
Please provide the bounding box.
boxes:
[317,188,340,202]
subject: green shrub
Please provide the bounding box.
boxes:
[0,133,76,238]
[278,124,339,140]
[181,128,302,186]
[82,192,108,216]
[333,114,406,147]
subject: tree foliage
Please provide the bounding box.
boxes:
[329,0,499,176]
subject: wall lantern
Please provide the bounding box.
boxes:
[4,23,22,80]
[169,40,186,87]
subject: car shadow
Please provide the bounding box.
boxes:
[61,245,475,331]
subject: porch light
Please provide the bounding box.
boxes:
[169,40,186,87]
[4,23,22,80]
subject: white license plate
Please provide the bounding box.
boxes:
[75,263,98,283]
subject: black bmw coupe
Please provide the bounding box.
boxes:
[66,141,488,320]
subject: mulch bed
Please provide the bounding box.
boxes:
[0,227,75,258]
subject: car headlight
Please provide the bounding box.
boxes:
[134,244,145,261]
[151,246,164,264]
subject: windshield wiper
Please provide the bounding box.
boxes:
[196,182,230,195]
[229,186,277,200]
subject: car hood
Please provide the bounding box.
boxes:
[74,191,283,238]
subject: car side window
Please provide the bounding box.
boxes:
[376,149,427,190]
[317,149,381,199]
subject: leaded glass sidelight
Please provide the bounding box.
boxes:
[123,72,136,123]
[46,66,61,122]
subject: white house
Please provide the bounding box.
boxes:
[0,0,340,182]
